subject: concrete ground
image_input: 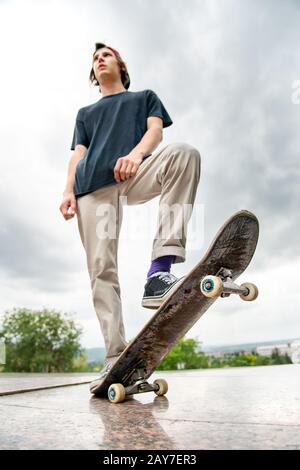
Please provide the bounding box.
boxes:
[0,364,299,450]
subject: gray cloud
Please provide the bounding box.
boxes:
[0,207,82,292]
[105,0,300,268]
[0,0,299,346]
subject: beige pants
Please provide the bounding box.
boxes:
[76,142,201,359]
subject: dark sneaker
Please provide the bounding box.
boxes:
[89,355,120,393]
[142,271,184,309]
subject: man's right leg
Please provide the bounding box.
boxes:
[76,184,127,361]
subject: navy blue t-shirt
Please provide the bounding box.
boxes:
[71,89,173,198]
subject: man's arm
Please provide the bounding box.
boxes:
[60,144,87,220]
[130,116,163,159]
[114,116,163,183]
[63,144,87,194]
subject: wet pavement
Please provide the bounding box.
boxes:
[0,364,299,450]
[0,373,94,395]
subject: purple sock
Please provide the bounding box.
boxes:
[147,255,176,278]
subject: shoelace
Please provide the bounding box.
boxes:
[157,272,178,285]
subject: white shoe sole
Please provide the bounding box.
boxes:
[90,377,105,393]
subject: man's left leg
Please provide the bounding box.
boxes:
[122,142,201,308]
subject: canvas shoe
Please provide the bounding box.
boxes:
[142,271,184,309]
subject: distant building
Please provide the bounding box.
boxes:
[256,341,300,363]
[256,344,290,357]
[202,338,300,364]
[290,341,300,364]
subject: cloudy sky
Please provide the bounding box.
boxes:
[0,0,299,351]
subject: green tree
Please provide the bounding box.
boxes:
[157,338,209,370]
[227,353,258,367]
[208,356,225,368]
[253,354,270,366]
[208,351,292,368]
[0,307,84,372]
[270,349,292,365]
[71,354,89,372]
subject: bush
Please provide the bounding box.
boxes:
[0,307,84,372]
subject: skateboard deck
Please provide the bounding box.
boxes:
[90,210,259,402]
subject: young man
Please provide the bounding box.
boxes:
[60,42,201,385]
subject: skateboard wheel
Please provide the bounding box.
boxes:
[108,383,126,403]
[200,275,223,298]
[154,379,168,396]
[239,283,259,301]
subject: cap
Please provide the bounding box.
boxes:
[94,42,122,60]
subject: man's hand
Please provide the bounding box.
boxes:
[60,191,77,220]
[114,151,144,183]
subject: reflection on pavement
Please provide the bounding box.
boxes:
[89,395,175,450]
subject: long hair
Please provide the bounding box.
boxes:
[89,42,130,91]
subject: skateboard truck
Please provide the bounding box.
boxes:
[200,267,258,301]
[107,367,168,404]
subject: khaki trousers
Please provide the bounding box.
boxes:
[76,142,201,359]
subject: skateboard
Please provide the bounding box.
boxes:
[90,210,259,403]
